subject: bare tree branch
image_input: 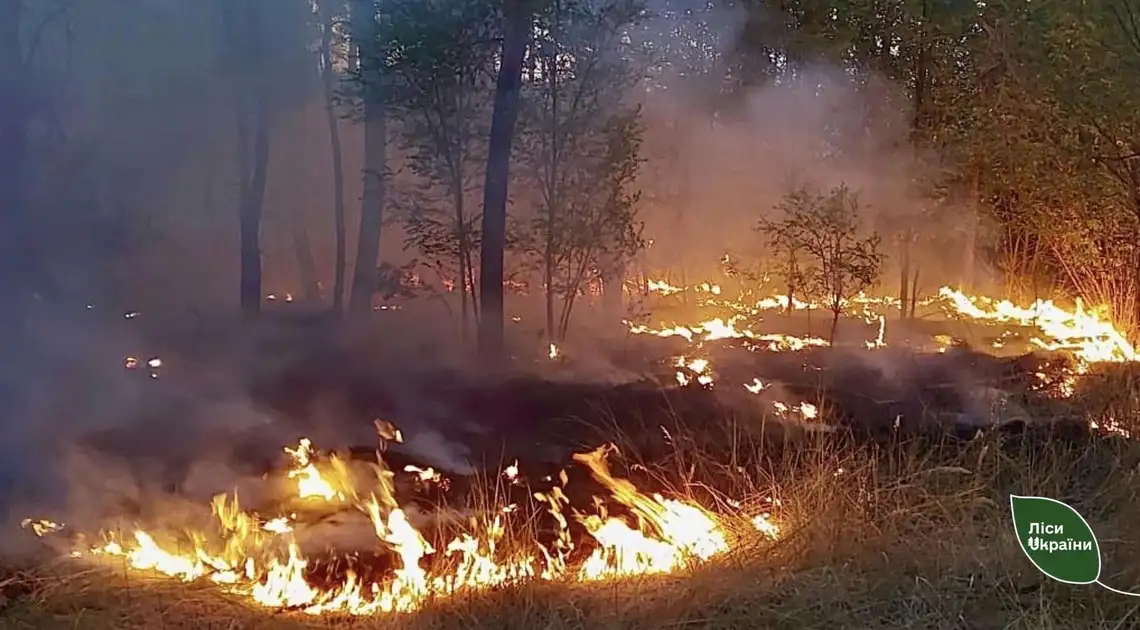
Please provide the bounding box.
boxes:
[23,0,79,66]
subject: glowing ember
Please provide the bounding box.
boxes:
[503,461,520,483]
[865,315,886,349]
[374,419,404,444]
[405,465,442,484]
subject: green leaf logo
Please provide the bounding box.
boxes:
[1010,494,1101,584]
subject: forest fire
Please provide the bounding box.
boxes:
[634,278,1136,361]
[26,438,779,617]
[935,287,1138,365]
[628,274,1140,411]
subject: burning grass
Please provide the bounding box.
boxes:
[8,282,1140,626]
[15,432,778,615]
[7,421,1140,628]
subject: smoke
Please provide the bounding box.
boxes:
[0,0,1006,553]
[631,4,977,289]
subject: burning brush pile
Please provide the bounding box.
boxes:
[21,430,779,616]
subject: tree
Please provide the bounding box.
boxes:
[517,0,647,342]
[765,183,884,343]
[579,112,646,334]
[221,0,273,316]
[756,196,807,314]
[626,0,733,300]
[348,0,389,316]
[478,0,533,363]
[314,0,349,311]
[374,0,498,340]
[518,108,647,340]
[396,184,483,327]
[1040,0,1140,333]
[930,0,1140,332]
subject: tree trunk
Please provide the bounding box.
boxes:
[601,262,624,321]
[1132,241,1140,341]
[477,0,530,362]
[784,253,796,314]
[238,97,269,317]
[676,115,691,307]
[544,254,555,342]
[319,4,347,312]
[235,1,270,317]
[348,0,387,316]
[911,0,929,149]
[829,309,840,344]
[558,291,576,341]
[907,0,929,316]
[898,234,910,321]
[466,243,478,324]
[283,116,319,302]
[909,265,920,319]
[293,223,320,302]
[459,240,470,341]
[963,183,978,292]
[455,183,473,341]
[543,8,560,347]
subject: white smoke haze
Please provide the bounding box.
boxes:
[638,65,956,281]
[0,0,1019,550]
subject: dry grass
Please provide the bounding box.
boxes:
[7,387,1140,628]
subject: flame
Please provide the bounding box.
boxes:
[865,315,886,349]
[34,438,778,617]
[21,518,64,536]
[47,272,1140,616]
[284,439,351,502]
[573,445,729,580]
[674,355,713,386]
[936,287,1136,366]
[647,279,684,295]
[631,272,1140,434]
